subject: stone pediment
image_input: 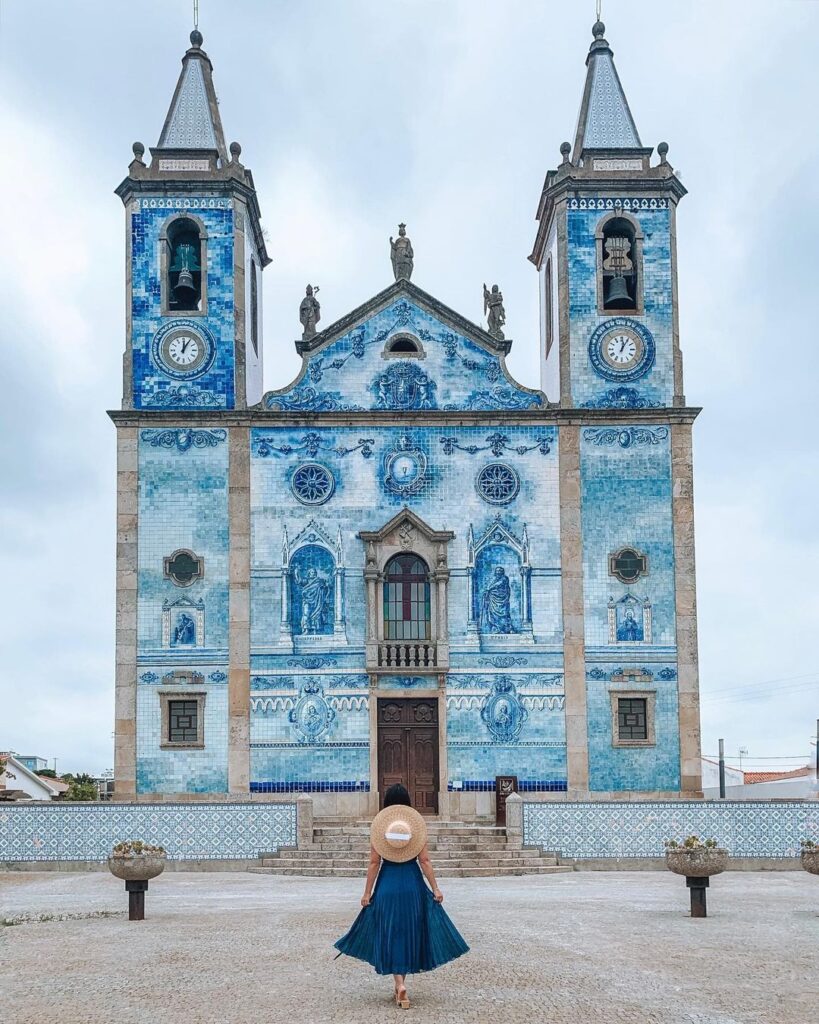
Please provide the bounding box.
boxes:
[262,279,545,414]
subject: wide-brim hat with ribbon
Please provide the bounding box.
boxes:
[370,805,428,863]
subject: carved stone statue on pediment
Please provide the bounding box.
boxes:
[483,283,506,341]
[300,284,321,340]
[390,223,414,281]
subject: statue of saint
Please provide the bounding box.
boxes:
[172,612,196,646]
[617,608,643,642]
[299,284,321,340]
[483,283,506,340]
[480,566,514,633]
[294,566,330,634]
[390,223,414,281]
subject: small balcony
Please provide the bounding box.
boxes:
[377,642,438,670]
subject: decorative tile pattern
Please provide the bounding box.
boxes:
[523,801,819,859]
[0,803,297,862]
[158,58,218,150]
[583,51,641,149]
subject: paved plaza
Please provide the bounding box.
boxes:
[1,870,816,1024]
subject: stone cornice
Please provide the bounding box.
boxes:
[529,169,686,268]
[114,174,270,267]
[109,406,701,429]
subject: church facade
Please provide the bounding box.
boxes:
[112,20,702,815]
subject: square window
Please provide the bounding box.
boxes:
[160,692,205,749]
[617,698,647,740]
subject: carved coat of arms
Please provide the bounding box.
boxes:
[372,361,437,410]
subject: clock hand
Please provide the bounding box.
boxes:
[180,339,190,355]
[619,339,627,353]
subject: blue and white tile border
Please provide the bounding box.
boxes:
[0,802,297,862]
[523,800,819,859]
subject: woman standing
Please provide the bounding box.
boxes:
[334,784,469,1009]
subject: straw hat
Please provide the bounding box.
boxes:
[370,805,428,863]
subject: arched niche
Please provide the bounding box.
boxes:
[279,521,346,650]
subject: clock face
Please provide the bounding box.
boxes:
[167,333,201,368]
[602,330,642,370]
[588,318,655,382]
[152,321,214,380]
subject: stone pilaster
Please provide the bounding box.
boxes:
[228,426,251,792]
[233,206,247,409]
[671,423,702,794]
[558,424,589,792]
[670,202,686,407]
[114,427,138,795]
[555,202,573,406]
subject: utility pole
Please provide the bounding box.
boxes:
[815,718,818,779]
[718,738,726,799]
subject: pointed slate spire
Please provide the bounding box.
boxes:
[572,21,641,160]
[156,30,227,161]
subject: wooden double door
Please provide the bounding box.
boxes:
[377,698,439,814]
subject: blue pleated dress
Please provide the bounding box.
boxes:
[334,858,469,975]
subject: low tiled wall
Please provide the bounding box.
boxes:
[0,802,298,862]
[523,800,819,859]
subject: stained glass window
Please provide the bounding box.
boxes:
[383,555,431,641]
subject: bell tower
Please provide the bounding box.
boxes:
[530,20,686,410]
[115,30,270,410]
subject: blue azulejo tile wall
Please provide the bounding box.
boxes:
[523,801,819,860]
[579,426,679,791]
[131,197,235,410]
[136,429,230,794]
[248,421,564,791]
[446,669,567,789]
[567,198,673,409]
[584,664,680,792]
[249,673,370,791]
[0,802,297,862]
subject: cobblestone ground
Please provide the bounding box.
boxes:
[1,870,816,1024]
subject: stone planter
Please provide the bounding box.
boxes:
[665,848,728,878]
[665,848,728,918]
[108,853,166,920]
[107,853,167,882]
[800,850,819,876]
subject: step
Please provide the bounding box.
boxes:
[249,864,572,878]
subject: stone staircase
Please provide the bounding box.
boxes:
[249,819,572,878]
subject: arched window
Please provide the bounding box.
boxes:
[384,333,424,358]
[597,215,642,314]
[165,217,205,313]
[383,554,431,640]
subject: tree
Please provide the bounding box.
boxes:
[37,768,57,778]
[66,779,98,802]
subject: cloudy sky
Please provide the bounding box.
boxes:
[1,0,817,777]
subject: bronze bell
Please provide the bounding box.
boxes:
[174,267,197,302]
[605,274,633,309]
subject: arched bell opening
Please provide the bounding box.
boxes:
[160,213,208,315]
[596,212,644,315]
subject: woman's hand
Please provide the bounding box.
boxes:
[361,893,372,908]
[433,888,443,903]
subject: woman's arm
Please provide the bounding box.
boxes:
[417,843,443,902]
[361,846,382,907]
